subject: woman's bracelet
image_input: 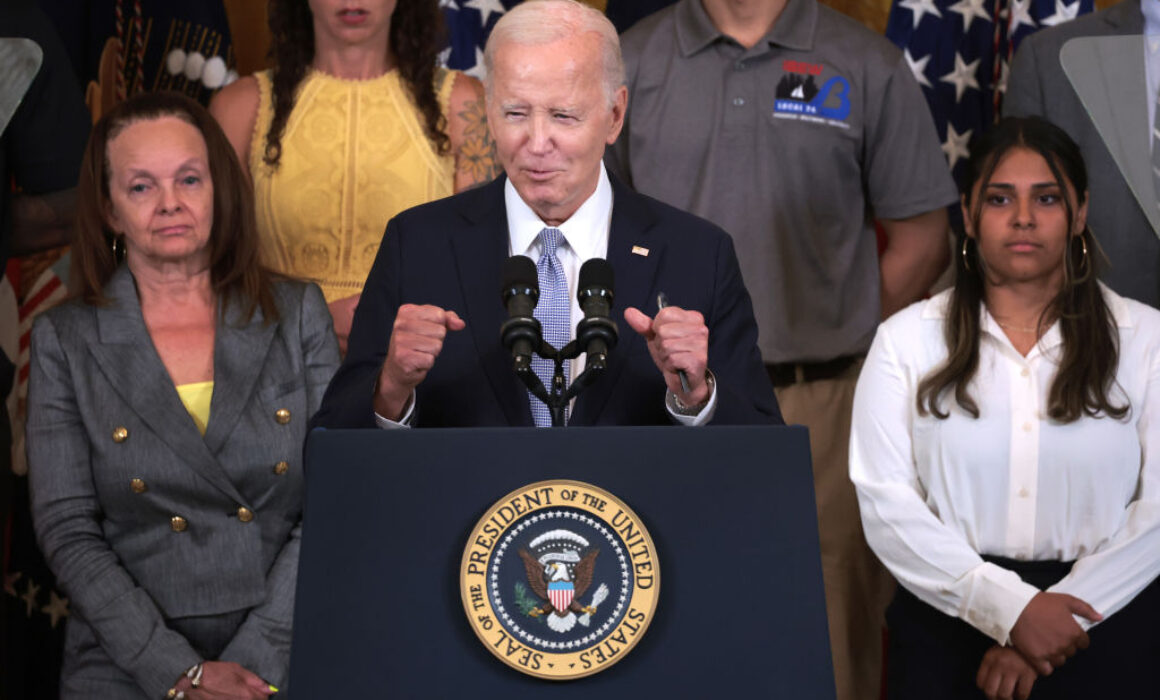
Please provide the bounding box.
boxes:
[188,662,204,688]
[165,662,203,699]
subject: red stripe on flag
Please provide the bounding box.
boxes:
[19,275,64,320]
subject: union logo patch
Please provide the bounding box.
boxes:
[460,480,659,680]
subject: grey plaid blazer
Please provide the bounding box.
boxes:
[27,265,339,698]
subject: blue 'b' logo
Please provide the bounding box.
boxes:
[814,76,851,120]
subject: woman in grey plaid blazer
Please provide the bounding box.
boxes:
[26,92,340,699]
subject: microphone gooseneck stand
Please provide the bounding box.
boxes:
[513,338,610,428]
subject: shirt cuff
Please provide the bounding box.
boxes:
[665,370,718,426]
[373,391,416,429]
[960,561,1042,644]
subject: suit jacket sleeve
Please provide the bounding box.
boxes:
[707,233,783,425]
[311,217,403,430]
[1005,34,1047,118]
[219,283,340,689]
[27,314,202,698]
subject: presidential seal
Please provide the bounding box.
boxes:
[460,480,659,680]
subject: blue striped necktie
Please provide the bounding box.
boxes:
[530,227,570,427]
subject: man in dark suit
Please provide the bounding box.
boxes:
[1006,0,1160,307]
[312,0,779,430]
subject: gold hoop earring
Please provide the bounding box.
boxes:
[110,235,123,261]
[1078,234,1089,276]
[961,237,972,272]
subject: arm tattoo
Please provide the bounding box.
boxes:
[456,98,500,185]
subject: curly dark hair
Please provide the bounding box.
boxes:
[264,0,450,168]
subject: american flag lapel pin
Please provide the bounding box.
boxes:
[631,245,649,257]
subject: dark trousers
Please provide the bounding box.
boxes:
[886,556,1160,699]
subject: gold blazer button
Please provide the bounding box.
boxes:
[275,408,291,424]
[170,516,188,532]
[130,478,147,494]
[274,461,289,475]
[112,426,129,443]
[237,507,254,523]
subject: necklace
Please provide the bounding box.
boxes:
[997,321,1039,333]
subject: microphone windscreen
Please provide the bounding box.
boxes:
[501,255,539,293]
[578,258,615,293]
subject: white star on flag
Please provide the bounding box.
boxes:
[1041,0,1080,27]
[41,591,69,629]
[1008,0,1038,34]
[940,52,981,103]
[905,49,933,88]
[439,0,458,8]
[948,0,992,33]
[21,579,40,617]
[942,123,973,169]
[465,0,506,25]
[464,46,487,79]
[899,0,943,29]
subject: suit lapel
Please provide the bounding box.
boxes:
[1061,34,1160,237]
[202,300,277,455]
[90,267,246,503]
[452,178,533,426]
[570,179,663,426]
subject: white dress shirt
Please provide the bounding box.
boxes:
[850,286,1160,645]
[376,164,716,427]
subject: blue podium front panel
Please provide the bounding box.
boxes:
[291,426,833,698]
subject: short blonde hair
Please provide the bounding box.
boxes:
[483,0,625,107]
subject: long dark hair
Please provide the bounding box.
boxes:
[72,91,279,323]
[263,0,449,168]
[916,116,1127,422]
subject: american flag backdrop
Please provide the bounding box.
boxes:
[885,0,1095,181]
[440,0,525,79]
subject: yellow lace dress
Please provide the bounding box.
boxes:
[250,68,456,303]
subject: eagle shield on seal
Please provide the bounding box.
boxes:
[518,529,603,633]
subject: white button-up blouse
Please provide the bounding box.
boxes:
[850,286,1160,645]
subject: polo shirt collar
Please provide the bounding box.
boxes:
[505,163,612,263]
[676,0,817,57]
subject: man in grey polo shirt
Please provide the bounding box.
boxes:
[606,1,957,698]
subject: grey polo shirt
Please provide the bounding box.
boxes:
[607,0,958,364]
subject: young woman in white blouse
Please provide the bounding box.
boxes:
[850,116,1160,700]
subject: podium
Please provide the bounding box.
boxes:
[290,426,834,697]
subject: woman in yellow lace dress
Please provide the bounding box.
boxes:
[211,0,498,352]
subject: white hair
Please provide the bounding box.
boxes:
[482,0,625,108]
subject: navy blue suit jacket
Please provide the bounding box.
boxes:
[312,175,781,428]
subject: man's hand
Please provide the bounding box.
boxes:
[624,305,709,407]
[375,304,465,420]
[327,293,361,356]
[1009,592,1101,674]
[976,645,1037,700]
[171,661,272,699]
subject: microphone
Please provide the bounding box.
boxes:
[576,259,618,369]
[500,256,542,372]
